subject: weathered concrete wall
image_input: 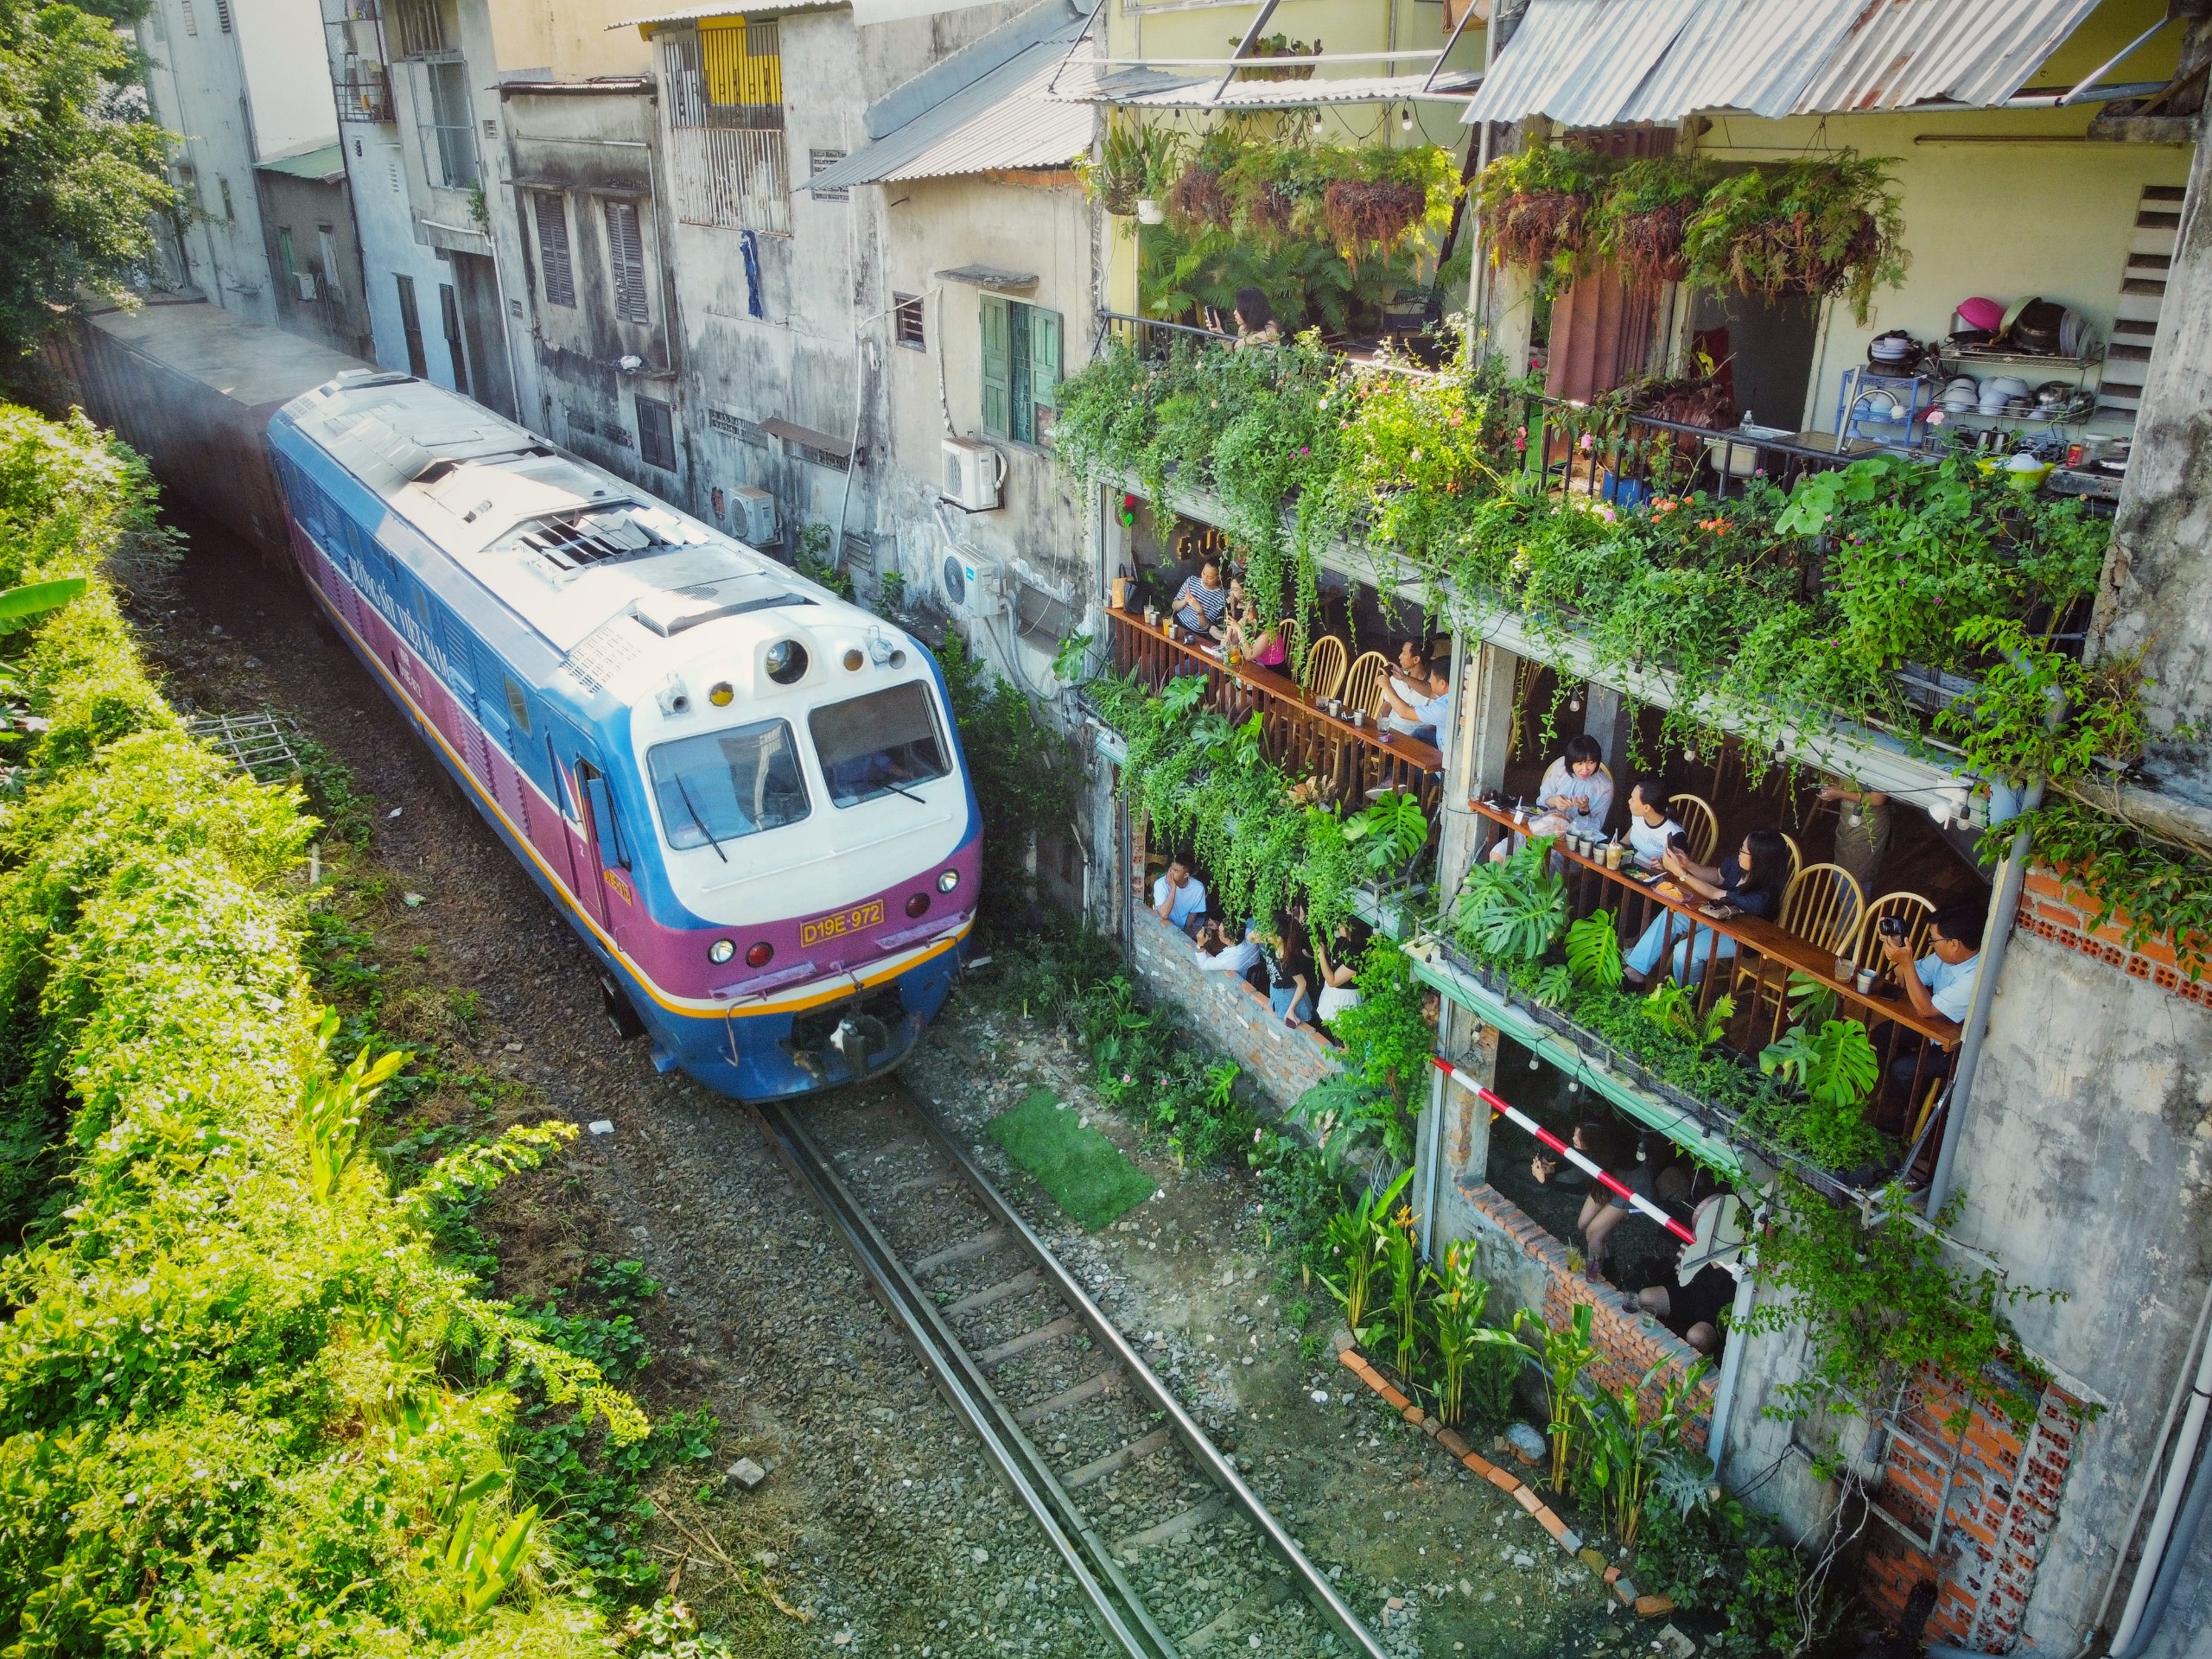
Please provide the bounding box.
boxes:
[1946,930,2212,1651]
[2092,115,2212,811]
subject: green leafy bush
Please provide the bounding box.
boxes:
[0,406,641,1655]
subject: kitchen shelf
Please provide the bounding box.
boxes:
[1938,346,2104,370]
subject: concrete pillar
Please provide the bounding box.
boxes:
[2090,103,2212,808]
[1582,683,1631,803]
[1419,1018,1499,1258]
[1436,638,1518,911]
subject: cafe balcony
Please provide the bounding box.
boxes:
[1105,607,1446,819]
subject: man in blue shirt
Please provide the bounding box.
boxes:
[1152,856,1208,935]
[1380,660,1451,746]
[1880,900,1984,1117]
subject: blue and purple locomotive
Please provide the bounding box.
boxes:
[268,372,979,1100]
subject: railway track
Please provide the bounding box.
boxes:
[756,1087,1389,1659]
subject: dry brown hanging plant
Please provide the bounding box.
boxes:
[1322,178,1428,265]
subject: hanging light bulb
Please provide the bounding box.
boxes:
[1529,1056,1541,1071]
[1401,105,1414,132]
[1567,1080,1580,1095]
[1313,110,1326,135]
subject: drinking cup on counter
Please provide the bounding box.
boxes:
[1854,967,1878,995]
[1604,842,1624,870]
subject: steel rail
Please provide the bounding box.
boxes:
[900,1098,1391,1659]
[755,1099,1177,1659]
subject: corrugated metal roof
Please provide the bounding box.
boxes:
[804,34,1094,192]
[256,143,346,182]
[1465,0,2108,125]
[1111,68,1481,109]
[606,0,842,31]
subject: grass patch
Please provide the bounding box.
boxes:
[988,1085,1155,1229]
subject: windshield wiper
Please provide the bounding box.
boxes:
[672,773,729,863]
[880,779,925,804]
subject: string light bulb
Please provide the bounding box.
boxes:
[1313,110,1325,135]
[1401,105,1414,132]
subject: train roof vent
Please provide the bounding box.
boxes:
[516,503,712,574]
[561,615,652,696]
[630,575,812,639]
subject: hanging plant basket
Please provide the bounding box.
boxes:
[1588,155,1713,292]
[1169,163,1233,231]
[1136,198,1166,225]
[1609,200,1697,286]
[1476,144,1615,283]
[1323,178,1429,260]
[1491,189,1589,272]
[1243,179,1298,239]
[1681,152,1906,325]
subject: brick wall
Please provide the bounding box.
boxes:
[1123,823,1342,1114]
[2017,868,2209,1010]
[1456,1179,1718,1449]
[1857,1370,2087,1652]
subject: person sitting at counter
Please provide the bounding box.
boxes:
[1879,900,1986,1107]
[1380,660,1451,745]
[1219,584,1287,669]
[1172,556,1228,637]
[1622,829,1791,987]
[1489,735,1612,862]
[1623,775,1684,870]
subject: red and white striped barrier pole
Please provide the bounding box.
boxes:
[1429,1055,1695,1245]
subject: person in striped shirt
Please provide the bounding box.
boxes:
[1171,556,1228,636]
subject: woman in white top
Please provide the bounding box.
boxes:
[1312,922,1363,1025]
[1490,734,1612,861]
[1622,774,1685,869]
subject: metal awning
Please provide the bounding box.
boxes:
[609,0,842,31]
[935,264,1040,292]
[1464,0,2107,126]
[806,51,1092,193]
[1046,58,1480,106]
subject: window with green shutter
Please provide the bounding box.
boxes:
[979,295,1064,447]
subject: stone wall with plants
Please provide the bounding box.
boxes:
[0,409,651,1655]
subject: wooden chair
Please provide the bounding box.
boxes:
[1781,832,1803,884]
[1779,863,1866,957]
[1853,891,1936,992]
[1344,651,1389,719]
[1669,792,1719,864]
[1301,634,1348,702]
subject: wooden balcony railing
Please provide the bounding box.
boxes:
[1105,608,1443,817]
[1467,798,1956,1131]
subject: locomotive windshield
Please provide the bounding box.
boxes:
[809,682,950,808]
[648,719,810,851]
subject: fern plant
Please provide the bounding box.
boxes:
[1641,982,1735,1051]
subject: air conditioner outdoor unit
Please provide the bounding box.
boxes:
[939,550,1008,619]
[294,270,319,302]
[941,437,1004,512]
[724,484,780,547]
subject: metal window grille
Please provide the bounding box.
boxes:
[532,193,575,308]
[424,59,478,188]
[701,19,783,124]
[214,0,232,31]
[659,28,789,234]
[809,149,849,202]
[181,0,197,35]
[635,396,677,473]
[567,404,598,437]
[893,292,925,351]
[603,199,650,324]
[386,0,446,57]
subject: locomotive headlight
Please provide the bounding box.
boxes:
[766,639,808,684]
[709,681,734,707]
[709,938,735,964]
[937,869,960,893]
[745,941,775,968]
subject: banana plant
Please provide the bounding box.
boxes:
[1319,1166,1412,1336]
[1580,1357,1710,1547]
[1510,1301,1597,1493]
[1427,1242,1511,1428]
[299,1009,411,1201]
[1383,1201,1422,1384]
[0,576,87,637]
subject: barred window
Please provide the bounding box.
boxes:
[893,293,925,351]
[604,199,650,325]
[658,24,790,234]
[636,396,677,473]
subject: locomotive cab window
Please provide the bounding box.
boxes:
[809,682,948,808]
[649,719,809,849]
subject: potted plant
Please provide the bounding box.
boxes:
[1475,143,1615,290]
[1081,121,1186,221]
[1233,31,1319,81]
[1681,150,1906,325]
[1167,127,1242,231]
[1590,154,1713,290]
